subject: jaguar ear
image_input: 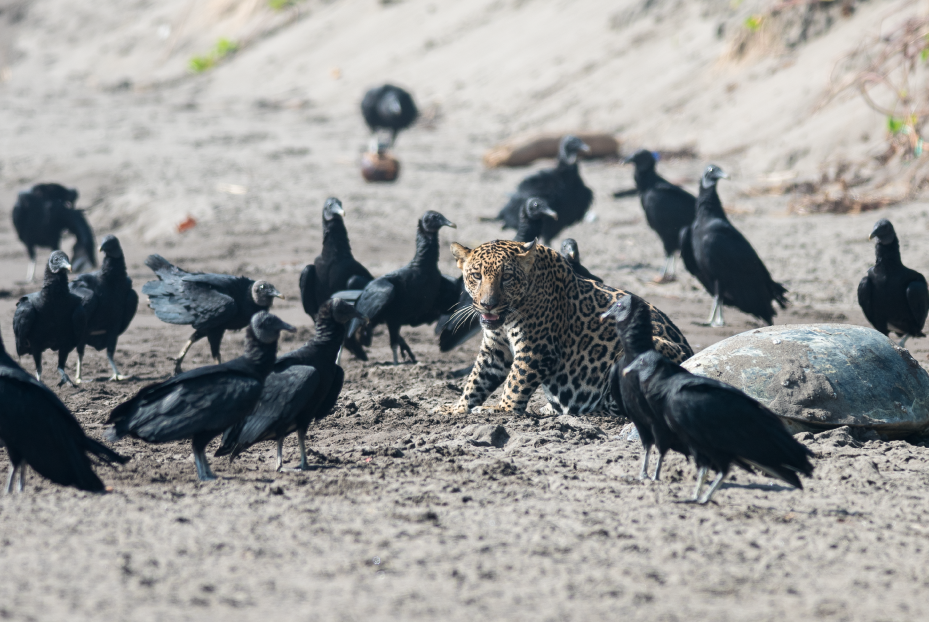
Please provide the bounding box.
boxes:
[450,242,472,271]
[515,238,538,272]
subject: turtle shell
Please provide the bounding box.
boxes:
[682,324,929,438]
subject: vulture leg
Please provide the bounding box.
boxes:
[172,330,205,375]
[32,352,42,382]
[637,447,650,480]
[705,298,718,325]
[691,466,709,501]
[657,255,676,283]
[74,351,84,385]
[712,302,726,328]
[207,331,224,366]
[172,335,196,375]
[107,346,126,381]
[25,258,36,283]
[297,429,309,470]
[57,350,76,388]
[651,452,665,481]
[192,434,217,482]
[281,430,311,472]
[5,464,17,494]
[710,282,726,327]
[192,446,217,482]
[898,334,911,348]
[387,325,416,365]
[275,439,284,472]
[698,471,727,505]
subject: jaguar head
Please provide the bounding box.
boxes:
[450,239,538,330]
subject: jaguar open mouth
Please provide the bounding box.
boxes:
[479,311,505,328]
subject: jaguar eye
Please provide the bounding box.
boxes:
[470,272,482,282]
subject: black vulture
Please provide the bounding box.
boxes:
[858,219,929,347]
[344,211,459,364]
[624,149,696,282]
[106,312,295,481]
[360,84,418,151]
[492,135,594,243]
[69,235,139,382]
[299,197,374,321]
[142,255,283,374]
[560,239,603,283]
[0,330,128,493]
[626,351,814,504]
[512,197,558,243]
[436,198,558,354]
[13,251,87,387]
[216,299,364,470]
[680,165,788,326]
[602,294,689,480]
[12,183,96,282]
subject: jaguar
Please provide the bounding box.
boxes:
[440,239,692,416]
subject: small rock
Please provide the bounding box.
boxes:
[856,428,882,443]
[813,426,860,448]
[618,423,640,442]
[469,424,509,448]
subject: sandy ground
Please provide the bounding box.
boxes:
[3,1,929,620]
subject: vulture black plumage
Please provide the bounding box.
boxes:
[625,349,814,504]
[69,235,139,382]
[344,211,459,364]
[13,251,86,387]
[0,330,128,493]
[436,198,557,354]
[142,255,283,374]
[216,298,363,470]
[858,218,929,347]
[560,239,603,283]
[624,149,696,282]
[12,183,97,282]
[602,294,689,480]
[680,165,788,326]
[106,312,295,481]
[492,135,593,243]
[299,197,374,321]
[360,84,418,151]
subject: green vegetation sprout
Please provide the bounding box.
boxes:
[188,38,239,74]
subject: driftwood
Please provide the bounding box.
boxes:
[483,133,620,168]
